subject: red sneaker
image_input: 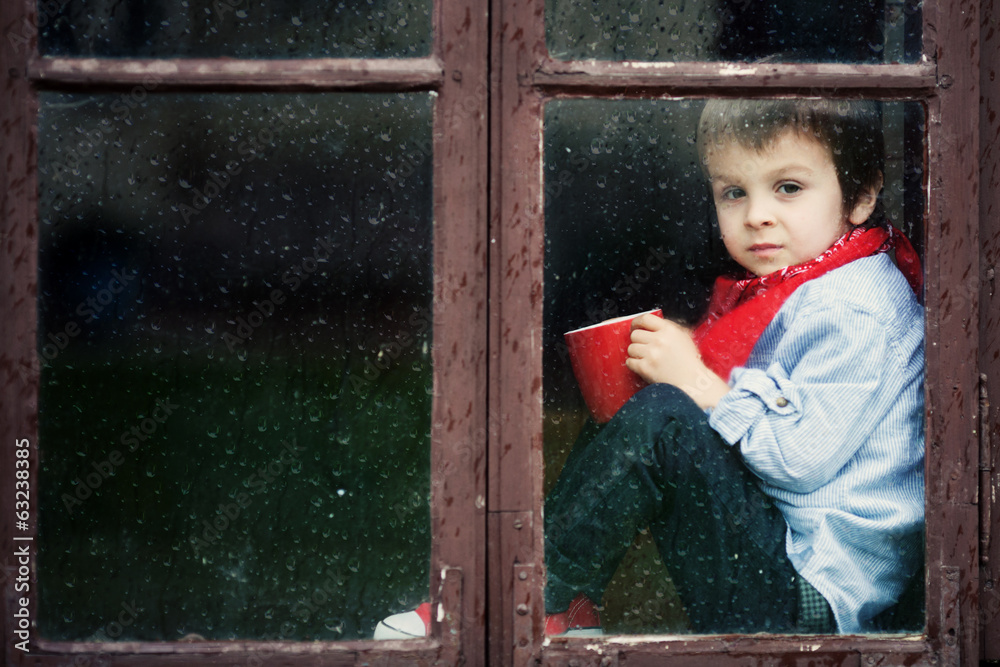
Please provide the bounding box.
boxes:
[373,602,432,639]
[545,593,603,636]
[374,594,603,639]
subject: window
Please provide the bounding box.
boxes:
[490,0,990,664]
[2,0,486,663]
[37,90,436,643]
[542,97,926,635]
[1,0,995,666]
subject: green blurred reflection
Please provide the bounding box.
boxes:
[37,92,433,641]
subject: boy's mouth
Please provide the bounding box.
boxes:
[748,243,782,257]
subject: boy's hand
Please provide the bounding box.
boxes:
[625,314,731,410]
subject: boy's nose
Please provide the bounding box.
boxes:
[744,197,775,228]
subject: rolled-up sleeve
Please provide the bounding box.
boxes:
[709,299,894,494]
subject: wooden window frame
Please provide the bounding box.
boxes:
[2,0,996,665]
[0,0,488,665]
[487,0,990,665]
[979,0,1000,660]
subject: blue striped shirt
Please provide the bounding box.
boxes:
[709,254,925,633]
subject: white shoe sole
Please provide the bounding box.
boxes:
[562,628,604,637]
[373,610,428,639]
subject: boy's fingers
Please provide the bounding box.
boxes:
[631,313,667,331]
[625,356,650,380]
[629,328,656,345]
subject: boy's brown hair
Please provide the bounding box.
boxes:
[697,98,885,227]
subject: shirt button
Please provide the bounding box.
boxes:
[775,397,789,407]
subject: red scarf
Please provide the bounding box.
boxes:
[692,226,922,381]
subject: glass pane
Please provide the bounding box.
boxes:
[546,0,922,63]
[544,98,925,634]
[37,0,431,58]
[37,91,434,641]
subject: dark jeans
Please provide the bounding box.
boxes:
[544,383,801,633]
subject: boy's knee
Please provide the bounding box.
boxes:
[615,384,715,458]
[624,383,700,419]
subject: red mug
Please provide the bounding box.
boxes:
[564,309,663,424]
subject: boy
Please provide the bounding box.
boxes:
[544,98,924,635]
[375,98,924,638]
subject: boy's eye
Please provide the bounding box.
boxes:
[777,182,802,195]
[720,187,746,201]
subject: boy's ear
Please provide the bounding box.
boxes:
[848,172,884,226]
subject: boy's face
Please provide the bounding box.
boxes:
[705,130,875,277]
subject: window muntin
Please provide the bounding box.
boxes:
[542,97,926,635]
[37,0,432,58]
[545,0,922,63]
[36,91,434,642]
